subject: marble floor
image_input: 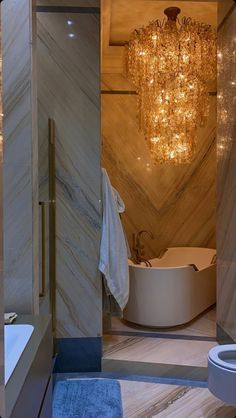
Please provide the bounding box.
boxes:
[103,335,217,367]
[103,307,217,365]
[54,373,236,418]
[119,380,236,418]
[102,307,218,380]
[110,306,216,338]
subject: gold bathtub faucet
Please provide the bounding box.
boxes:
[132,230,154,267]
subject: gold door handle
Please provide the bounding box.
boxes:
[39,201,46,297]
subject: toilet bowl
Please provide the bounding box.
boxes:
[208,345,236,406]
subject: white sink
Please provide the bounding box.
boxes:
[4,324,34,384]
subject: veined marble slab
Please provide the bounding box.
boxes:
[102,93,216,260]
[218,0,235,26]
[37,0,99,7]
[119,380,236,418]
[2,0,39,313]
[37,10,102,337]
[103,335,217,367]
[217,6,236,342]
[0,11,5,415]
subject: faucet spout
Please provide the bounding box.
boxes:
[137,230,154,240]
[132,230,154,265]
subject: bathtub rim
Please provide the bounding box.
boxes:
[129,246,216,272]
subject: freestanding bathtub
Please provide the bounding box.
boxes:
[123,247,216,327]
[4,324,34,384]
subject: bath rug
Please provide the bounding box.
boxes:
[53,378,123,418]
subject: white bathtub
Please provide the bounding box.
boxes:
[123,247,216,327]
[4,324,34,384]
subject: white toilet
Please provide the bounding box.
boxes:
[208,345,236,406]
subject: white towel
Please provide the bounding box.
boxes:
[112,187,125,213]
[4,312,18,324]
[99,169,129,310]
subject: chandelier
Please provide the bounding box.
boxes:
[126,7,216,164]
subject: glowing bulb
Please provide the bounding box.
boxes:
[151,136,160,143]
[67,20,74,26]
[68,33,76,38]
[183,54,189,62]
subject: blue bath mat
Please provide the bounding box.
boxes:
[53,378,123,418]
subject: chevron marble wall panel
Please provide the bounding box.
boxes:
[102,92,216,260]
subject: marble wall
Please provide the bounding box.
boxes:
[102,91,216,259]
[37,0,99,6]
[2,0,39,314]
[0,15,4,416]
[37,6,102,338]
[217,3,236,342]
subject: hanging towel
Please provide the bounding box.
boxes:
[112,187,125,214]
[99,168,129,310]
[4,312,18,324]
[113,187,131,258]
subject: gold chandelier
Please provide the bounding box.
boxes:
[126,7,216,164]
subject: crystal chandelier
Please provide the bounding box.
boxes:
[126,7,216,164]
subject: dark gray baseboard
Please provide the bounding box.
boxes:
[54,371,208,388]
[102,358,208,383]
[54,337,102,373]
[217,324,236,345]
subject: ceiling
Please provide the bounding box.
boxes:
[101,0,218,76]
[110,1,217,45]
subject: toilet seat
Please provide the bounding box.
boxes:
[208,345,236,371]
